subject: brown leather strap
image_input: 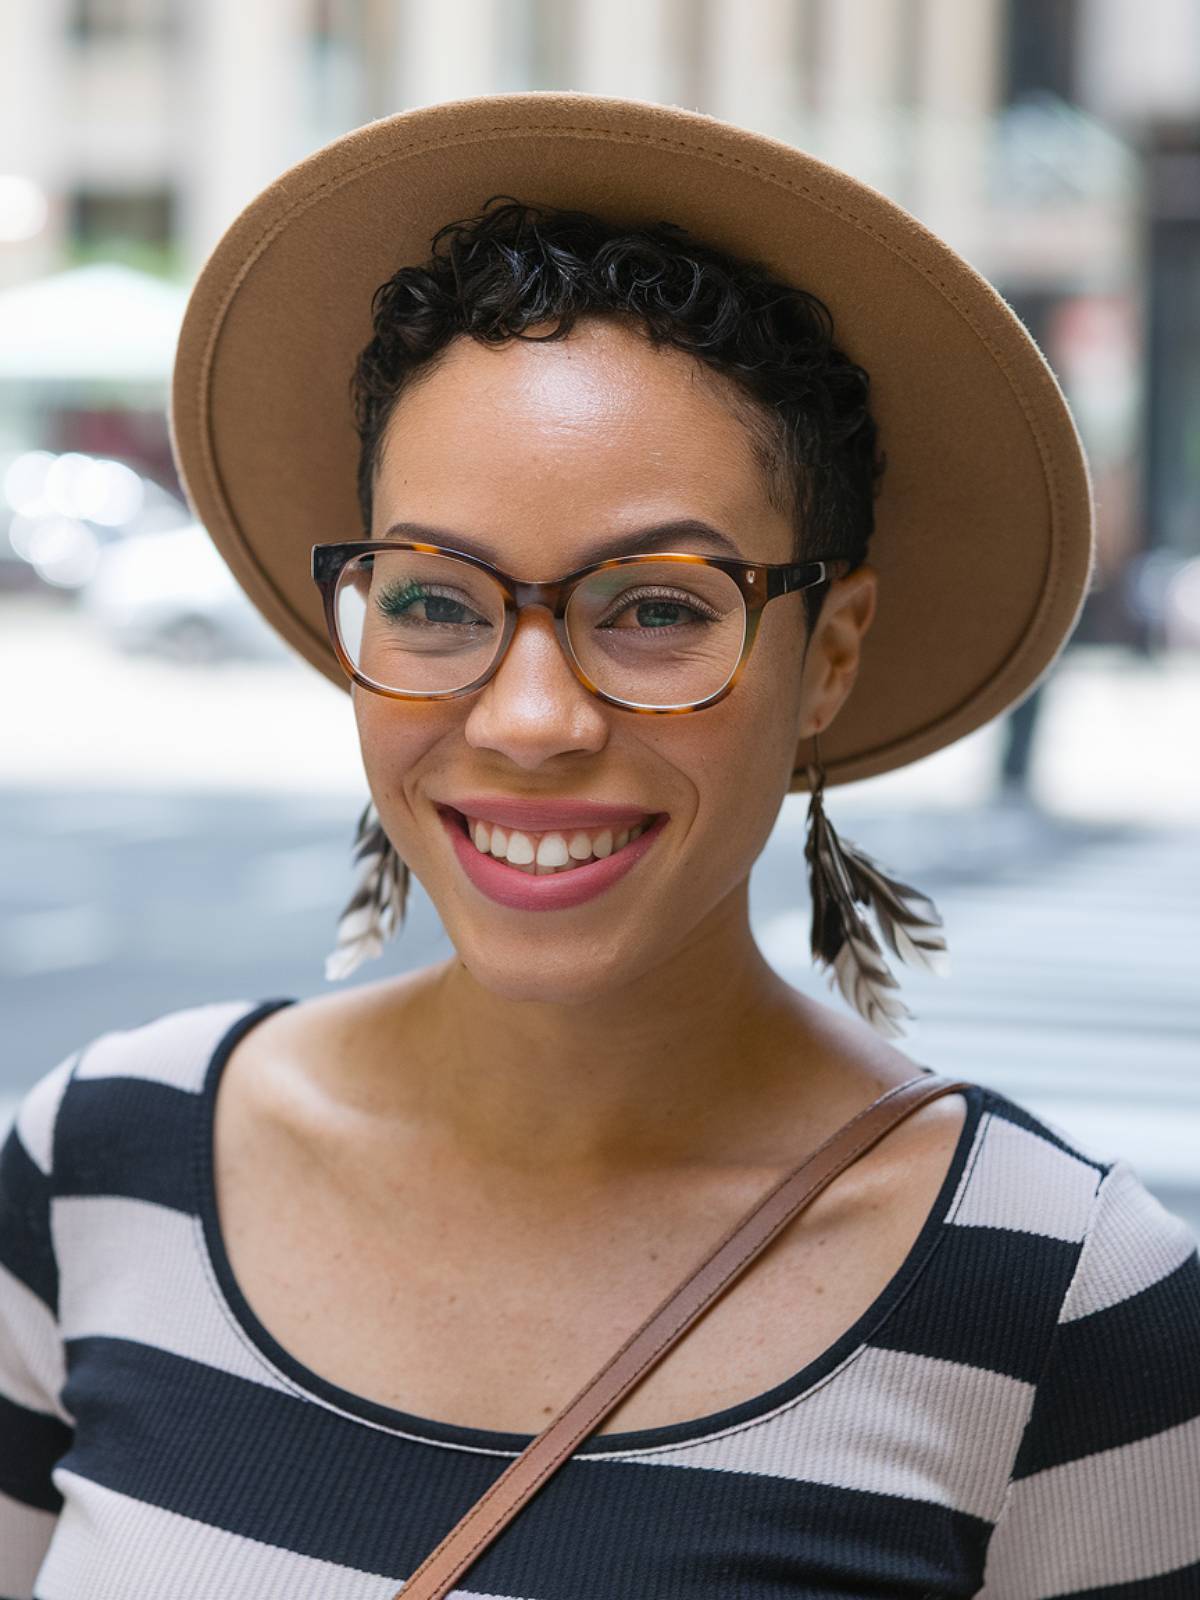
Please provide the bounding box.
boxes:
[393,1071,972,1600]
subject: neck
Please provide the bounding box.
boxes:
[381,883,847,1180]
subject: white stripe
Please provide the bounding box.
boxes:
[608,1345,1033,1523]
[0,1257,70,1422]
[1061,1158,1199,1322]
[51,1194,293,1396]
[947,1113,1099,1242]
[978,1414,1200,1595]
[71,998,257,1093]
[0,1484,60,1600]
[13,1051,77,1176]
[37,1469,522,1600]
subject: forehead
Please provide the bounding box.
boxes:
[373,317,783,547]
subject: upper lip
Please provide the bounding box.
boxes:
[438,795,664,832]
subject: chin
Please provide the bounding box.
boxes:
[444,923,659,1008]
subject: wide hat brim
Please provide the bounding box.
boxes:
[169,91,1094,793]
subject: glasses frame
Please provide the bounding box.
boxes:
[311,540,854,715]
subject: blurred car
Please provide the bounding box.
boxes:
[0,516,47,594]
[1,447,197,595]
[1125,547,1200,652]
[80,522,293,664]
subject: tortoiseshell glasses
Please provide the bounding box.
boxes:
[311,540,852,715]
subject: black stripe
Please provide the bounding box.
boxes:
[877,1223,1081,1384]
[0,1125,57,1312]
[53,1076,198,1213]
[1013,1250,1200,1475]
[60,1336,991,1597]
[0,1391,70,1512]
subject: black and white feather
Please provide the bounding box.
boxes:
[324,799,409,982]
[803,769,949,1038]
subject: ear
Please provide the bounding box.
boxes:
[796,563,878,738]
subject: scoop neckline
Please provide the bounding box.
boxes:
[194,995,983,1458]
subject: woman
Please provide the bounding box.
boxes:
[3,95,1197,1598]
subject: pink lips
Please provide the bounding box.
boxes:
[437,806,669,911]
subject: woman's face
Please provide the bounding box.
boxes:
[355,315,875,1004]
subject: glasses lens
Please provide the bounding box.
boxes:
[567,559,746,708]
[334,551,747,707]
[335,549,506,693]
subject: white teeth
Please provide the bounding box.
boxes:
[535,832,569,867]
[461,812,657,871]
[505,829,535,865]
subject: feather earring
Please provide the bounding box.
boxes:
[803,734,949,1038]
[324,798,410,982]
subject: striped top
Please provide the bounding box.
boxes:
[3,996,1199,1600]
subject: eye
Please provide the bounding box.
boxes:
[597,586,722,630]
[376,582,490,627]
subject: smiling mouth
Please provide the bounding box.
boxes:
[439,805,667,876]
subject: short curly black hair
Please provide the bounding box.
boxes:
[349,196,885,634]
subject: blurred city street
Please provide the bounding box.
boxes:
[2,593,1197,1237]
[1,7,1199,1596]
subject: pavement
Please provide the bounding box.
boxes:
[2,595,1198,1234]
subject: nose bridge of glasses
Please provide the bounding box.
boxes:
[482,593,598,709]
[497,590,575,666]
[507,576,574,613]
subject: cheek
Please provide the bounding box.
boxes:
[353,691,448,805]
[729,610,808,768]
[678,672,800,847]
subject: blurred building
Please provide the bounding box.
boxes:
[2,0,1198,641]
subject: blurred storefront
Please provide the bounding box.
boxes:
[1,0,1197,650]
[1146,131,1200,577]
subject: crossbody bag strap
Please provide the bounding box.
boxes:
[393,1071,973,1600]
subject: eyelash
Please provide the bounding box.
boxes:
[376,582,721,626]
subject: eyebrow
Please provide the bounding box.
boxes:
[378,519,745,567]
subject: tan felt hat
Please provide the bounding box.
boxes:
[168,90,1095,793]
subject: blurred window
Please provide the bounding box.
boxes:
[67,0,178,43]
[791,0,820,113]
[307,0,370,140]
[1147,146,1200,559]
[69,188,173,251]
[1005,0,1080,104]
[493,0,572,93]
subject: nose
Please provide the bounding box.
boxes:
[461,604,610,770]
